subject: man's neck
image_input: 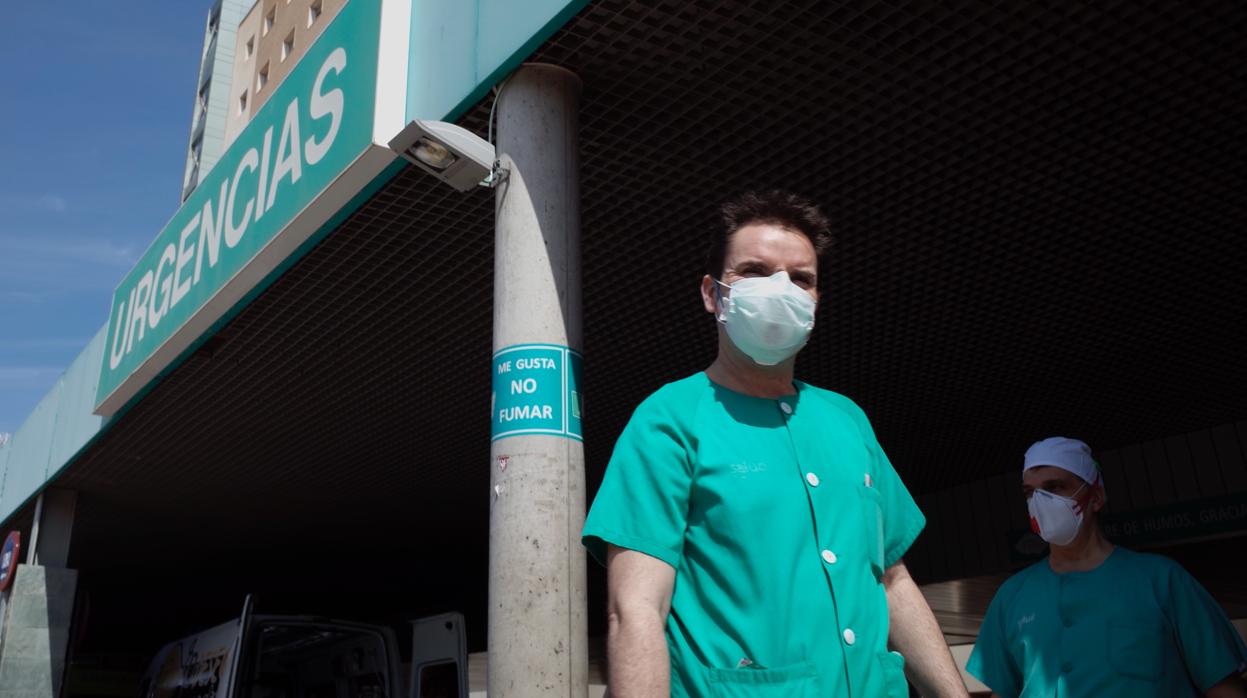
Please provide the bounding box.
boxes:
[705,336,797,398]
[1047,525,1114,574]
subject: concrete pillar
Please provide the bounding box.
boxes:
[0,566,78,698]
[31,489,76,569]
[488,63,586,697]
[0,490,78,698]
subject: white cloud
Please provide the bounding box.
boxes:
[38,194,68,212]
[0,235,137,269]
[0,338,88,350]
[0,365,64,391]
[0,193,69,214]
[0,290,49,303]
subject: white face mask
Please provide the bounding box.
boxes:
[715,271,816,366]
[1027,483,1088,546]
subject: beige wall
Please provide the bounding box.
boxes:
[223,0,347,149]
[223,5,262,148]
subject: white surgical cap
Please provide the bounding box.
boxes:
[1024,436,1105,495]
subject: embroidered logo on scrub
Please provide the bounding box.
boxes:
[729,462,768,478]
[1017,613,1036,632]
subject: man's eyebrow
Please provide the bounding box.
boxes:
[732,258,816,271]
[731,259,770,271]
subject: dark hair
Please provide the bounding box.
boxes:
[707,190,833,280]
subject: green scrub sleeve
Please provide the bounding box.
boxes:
[582,391,695,570]
[1164,561,1247,691]
[872,438,927,569]
[836,394,926,568]
[965,584,1023,698]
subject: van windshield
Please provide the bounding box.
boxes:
[245,623,389,698]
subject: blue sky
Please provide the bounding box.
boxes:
[0,3,206,434]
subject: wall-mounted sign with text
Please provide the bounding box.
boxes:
[1009,491,1247,564]
[94,0,382,416]
[491,344,582,441]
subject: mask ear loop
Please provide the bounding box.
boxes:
[1082,471,1108,516]
[1069,480,1093,515]
[713,279,730,324]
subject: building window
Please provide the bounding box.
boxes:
[263,7,275,35]
[244,35,254,59]
[238,91,249,115]
[257,62,269,92]
[281,29,294,61]
[198,80,211,115]
[308,0,322,27]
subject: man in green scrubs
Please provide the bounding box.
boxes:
[582,191,968,697]
[967,437,1247,697]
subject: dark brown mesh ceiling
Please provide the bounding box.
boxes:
[45,0,1247,648]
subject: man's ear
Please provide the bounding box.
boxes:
[701,275,719,315]
[1089,484,1107,514]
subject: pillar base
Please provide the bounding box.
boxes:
[0,565,78,698]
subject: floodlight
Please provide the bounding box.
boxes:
[389,120,498,192]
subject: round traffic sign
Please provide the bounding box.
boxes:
[0,531,21,593]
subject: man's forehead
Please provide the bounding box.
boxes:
[726,225,817,263]
[1023,465,1082,485]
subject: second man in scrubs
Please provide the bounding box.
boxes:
[967,436,1247,697]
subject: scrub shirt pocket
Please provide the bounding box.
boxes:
[859,484,885,579]
[1107,620,1165,682]
[704,660,820,697]
[876,651,909,698]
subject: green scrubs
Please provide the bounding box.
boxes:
[583,373,926,697]
[967,547,1247,697]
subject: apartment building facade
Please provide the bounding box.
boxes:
[223,0,346,149]
[180,0,253,202]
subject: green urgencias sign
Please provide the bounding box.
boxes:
[95,0,379,413]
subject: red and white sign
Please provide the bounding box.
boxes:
[0,531,20,593]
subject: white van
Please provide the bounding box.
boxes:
[137,598,466,698]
